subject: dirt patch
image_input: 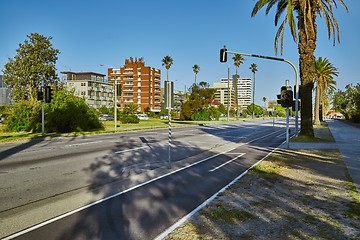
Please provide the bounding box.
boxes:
[165,149,360,240]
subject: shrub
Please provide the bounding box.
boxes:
[4,100,41,132]
[45,90,103,133]
[120,114,140,124]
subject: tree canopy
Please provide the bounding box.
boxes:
[2,33,60,102]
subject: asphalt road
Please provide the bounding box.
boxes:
[0,119,293,239]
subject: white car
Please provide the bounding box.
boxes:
[136,114,149,120]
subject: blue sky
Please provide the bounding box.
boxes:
[0,0,358,105]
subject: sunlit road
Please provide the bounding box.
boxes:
[0,119,294,239]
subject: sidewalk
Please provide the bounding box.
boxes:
[327,120,360,194]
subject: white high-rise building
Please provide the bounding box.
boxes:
[213,77,252,109]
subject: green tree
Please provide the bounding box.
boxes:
[250,63,258,119]
[123,103,139,115]
[262,96,267,117]
[192,64,200,84]
[218,104,227,115]
[314,57,338,125]
[247,103,263,117]
[162,55,173,82]
[180,82,216,120]
[252,0,348,137]
[2,33,60,102]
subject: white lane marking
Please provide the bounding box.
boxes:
[3,129,284,240]
[114,146,148,154]
[209,153,246,172]
[155,143,283,240]
[65,141,103,147]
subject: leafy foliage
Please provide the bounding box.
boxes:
[2,33,60,102]
[246,104,264,117]
[180,82,216,120]
[122,103,139,115]
[4,100,41,132]
[120,114,140,124]
[333,84,360,123]
[45,90,103,133]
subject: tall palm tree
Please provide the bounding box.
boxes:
[233,54,245,120]
[314,57,338,125]
[161,55,173,82]
[263,97,267,115]
[250,63,258,119]
[252,0,348,137]
[192,64,200,84]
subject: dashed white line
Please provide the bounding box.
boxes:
[209,153,245,172]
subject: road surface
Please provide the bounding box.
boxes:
[0,119,293,239]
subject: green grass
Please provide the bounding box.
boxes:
[201,205,254,223]
[0,117,255,143]
[291,122,335,143]
[251,161,285,175]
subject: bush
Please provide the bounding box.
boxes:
[120,114,140,124]
[45,90,103,133]
[4,100,42,132]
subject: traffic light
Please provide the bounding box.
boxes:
[281,88,293,108]
[116,84,121,96]
[277,86,286,105]
[37,91,44,101]
[220,46,227,63]
[45,86,53,103]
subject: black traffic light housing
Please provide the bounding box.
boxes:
[220,46,227,63]
[45,86,53,103]
[281,87,293,108]
[37,91,44,101]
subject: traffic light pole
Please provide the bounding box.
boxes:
[224,48,299,134]
[41,79,45,136]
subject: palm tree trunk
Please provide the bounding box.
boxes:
[298,12,317,137]
[252,72,255,119]
[314,84,321,125]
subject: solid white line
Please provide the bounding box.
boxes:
[3,128,284,240]
[209,153,245,172]
[154,144,282,240]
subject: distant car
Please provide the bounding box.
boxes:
[99,114,114,121]
[160,114,169,120]
[136,114,149,120]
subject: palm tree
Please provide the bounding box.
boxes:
[192,64,200,84]
[233,54,245,120]
[262,96,267,117]
[161,55,173,82]
[314,57,338,125]
[252,0,348,137]
[250,63,258,119]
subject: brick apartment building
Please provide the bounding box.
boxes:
[108,57,161,113]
